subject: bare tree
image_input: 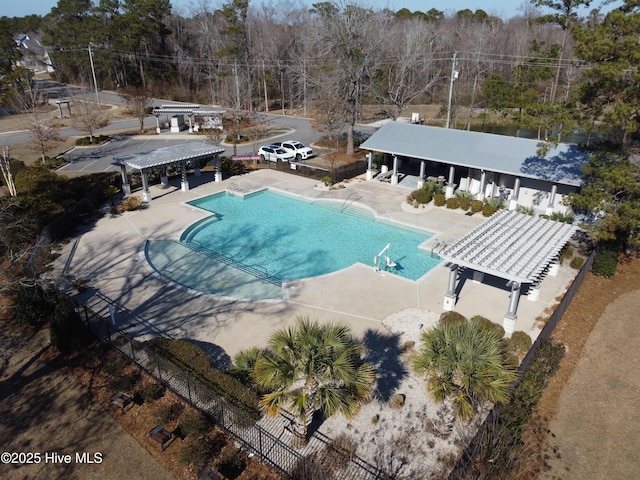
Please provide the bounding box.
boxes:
[0,147,17,197]
[379,19,446,119]
[311,2,390,155]
[72,98,110,143]
[120,87,152,133]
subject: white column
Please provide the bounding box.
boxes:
[214,154,222,182]
[391,155,399,185]
[119,164,131,195]
[366,151,373,181]
[155,115,161,134]
[503,282,521,336]
[417,160,426,188]
[546,184,557,214]
[141,171,151,202]
[509,177,520,211]
[180,160,189,191]
[443,264,458,311]
[445,165,455,198]
[160,166,168,187]
[477,170,486,200]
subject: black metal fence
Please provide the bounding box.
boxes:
[448,249,596,479]
[78,306,381,480]
[255,159,368,184]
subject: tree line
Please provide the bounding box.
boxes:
[0,1,632,145]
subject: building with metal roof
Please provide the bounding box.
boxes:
[113,142,225,202]
[360,122,589,214]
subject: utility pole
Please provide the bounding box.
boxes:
[88,43,101,107]
[445,52,458,129]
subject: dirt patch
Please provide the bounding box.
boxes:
[515,257,640,478]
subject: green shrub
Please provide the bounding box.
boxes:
[146,338,261,421]
[321,176,332,186]
[433,194,446,206]
[15,285,54,327]
[569,256,585,270]
[458,197,471,211]
[49,301,90,354]
[438,311,467,327]
[134,382,165,404]
[154,401,185,424]
[516,205,535,215]
[108,370,142,392]
[470,315,505,337]
[446,197,460,209]
[122,196,142,211]
[482,204,496,217]
[413,188,432,204]
[592,248,618,278]
[179,433,227,469]
[559,244,574,264]
[178,410,212,438]
[470,200,483,213]
[506,331,532,354]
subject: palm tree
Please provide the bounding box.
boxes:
[412,317,517,421]
[252,316,376,445]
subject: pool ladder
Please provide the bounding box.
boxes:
[341,192,361,212]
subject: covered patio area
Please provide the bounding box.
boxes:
[439,209,578,335]
[113,143,225,202]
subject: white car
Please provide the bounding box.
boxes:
[258,145,295,162]
[273,141,313,160]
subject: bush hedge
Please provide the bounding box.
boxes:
[15,285,54,327]
[591,247,618,278]
[438,311,467,327]
[146,338,261,421]
[569,256,584,270]
[49,301,90,354]
[458,197,471,211]
[413,188,432,204]
[433,194,446,206]
[470,200,483,213]
[446,197,460,209]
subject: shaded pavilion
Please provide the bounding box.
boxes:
[113,143,225,202]
[439,209,578,335]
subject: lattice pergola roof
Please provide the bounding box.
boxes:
[113,143,224,171]
[440,210,578,285]
[152,104,225,116]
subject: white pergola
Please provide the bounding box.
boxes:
[439,210,578,334]
[152,104,225,133]
[113,143,225,202]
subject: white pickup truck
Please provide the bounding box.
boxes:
[272,141,313,160]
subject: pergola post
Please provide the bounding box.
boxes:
[180,160,190,191]
[443,264,458,311]
[417,160,426,188]
[155,115,161,134]
[546,184,557,214]
[141,170,151,202]
[366,151,374,181]
[503,281,521,336]
[160,167,168,187]
[445,165,455,198]
[391,155,399,185]
[477,170,486,200]
[509,177,520,210]
[119,164,131,195]
[214,154,222,182]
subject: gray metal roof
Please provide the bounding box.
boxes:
[359,122,587,186]
[440,209,578,284]
[113,143,224,171]
[152,105,225,115]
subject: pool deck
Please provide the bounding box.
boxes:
[56,169,577,359]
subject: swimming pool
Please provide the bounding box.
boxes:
[145,189,440,299]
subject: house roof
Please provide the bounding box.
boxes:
[440,209,578,285]
[359,122,587,186]
[113,142,224,171]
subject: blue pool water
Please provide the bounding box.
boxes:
[181,190,438,282]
